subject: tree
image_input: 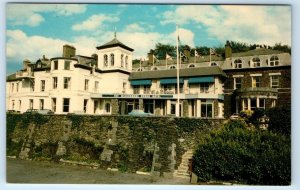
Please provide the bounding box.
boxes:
[153,43,176,59]
[267,107,291,136]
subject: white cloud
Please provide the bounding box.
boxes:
[160,5,291,46]
[7,4,87,26]
[124,23,145,32]
[72,14,119,31]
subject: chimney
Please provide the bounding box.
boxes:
[63,44,76,58]
[147,49,154,64]
[225,41,232,58]
[23,59,31,73]
[183,45,191,61]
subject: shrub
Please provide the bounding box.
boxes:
[193,121,291,185]
[267,107,291,136]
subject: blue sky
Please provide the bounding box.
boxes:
[6,4,291,74]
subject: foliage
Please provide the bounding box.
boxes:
[153,43,176,59]
[174,117,210,133]
[71,137,104,160]
[267,107,291,136]
[32,142,58,158]
[193,120,291,185]
[247,108,266,128]
[67,114,84,129]
[6,139,23,156]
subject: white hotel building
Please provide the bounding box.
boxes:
[6,36,291,118]
[6,36,226,118]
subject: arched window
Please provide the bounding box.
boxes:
[105,103,111,113]
[169,65,176,69]
[211,62,217,66]
[137,68,143,71]
[110,53,114,66]
[121,54,124,67]
[234,59,242,68]
[103,54,108,67]
[252,57,260,67]
[189,64,195,68]
[270,56,279,66]
[125,56,128,68]
[152,67,158,71]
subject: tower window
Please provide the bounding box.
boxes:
[110,53,115,66]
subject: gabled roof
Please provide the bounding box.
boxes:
[129,66,227,80]
[96,38,134,52]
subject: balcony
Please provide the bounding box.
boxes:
[16,71,34,78]
[236,87,278,99]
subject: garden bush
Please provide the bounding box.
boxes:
[192,120,290,185]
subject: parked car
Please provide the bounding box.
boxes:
[24,109,54,115]
[128,110,153,116]
[230,113,240,120]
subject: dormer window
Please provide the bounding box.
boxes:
[189,64,195,68]
[125,56,128,68]
[169,65,176,69]
[110,53,114,66]
[211,62,217,66]
[121,54,124,67]
[234,59,242,68]
[152,67,158,70]
[104,54,108,67]
[137,68,143,71]
[270,56,279,66]
[252,57,260,67]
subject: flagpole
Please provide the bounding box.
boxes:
[209,48,211,66]
[176,25,180,117]
[166,54,167,69]
[140,58,142,70]
[194,50,196,63]
[153,54,154,67]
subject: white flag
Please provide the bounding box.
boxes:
[166,53,172,60]
[195,50,199,57]
[210,48,216,55]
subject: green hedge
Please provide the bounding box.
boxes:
[193,120,291,185]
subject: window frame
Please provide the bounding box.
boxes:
[63,77,71,89]
[63,98,70,113]
[41,80,45,92]
[53,77,58,89]
[270,56,279,66]
[64,61,71,70]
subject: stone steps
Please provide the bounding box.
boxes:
[174,149,194,178]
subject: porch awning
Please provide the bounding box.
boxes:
[130,79,152,86]
[188,76,214,84]
[160,78,184,85]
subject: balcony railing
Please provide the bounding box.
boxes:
[236,87,278,93]
[16,71,34,78]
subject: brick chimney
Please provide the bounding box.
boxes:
[225,41,232,58]
[63,44,76,58]
[148,49,154,64]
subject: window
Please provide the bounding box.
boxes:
[29,99,33,109]
[122,82,126,93]
[252,76,261,88]
[12,100,15,110]
[64,61,71,70]
[201,101,213,118]
[54,61,58,70]
[52,98,56,112]
[234,59,242,68]
[84,79,89,91]
[270,75,280,88]
[104,54,108,67]
[19,100,22,111]
[211,62,217,66]
[243,99,248,110]
[137,68,143,71]
[64,77,71,89]
[125,56,128,68]
[105,103,111,113]
[200,83,209,93]
[259,98,265,109]
[270,56,279,66]
[16,83,19,92]
[170,102,176,115]
[234,77,242,89]
[189,64,195,68]
[152,67,158,70]
[83,99,88,113]
[121,54,124,67]
[53,77,58,89]
[133,86,140,94]
[11,83,14,92]
[39,99,44,110]
[144,85,151,94]
[94,81,99,92]
[169,65,176,69]
[252,57,260,67]
[41,80,45,91]
[30,81,34,92]
[63,98,70,112]
[250,99,256,110]
[110,53,114,66]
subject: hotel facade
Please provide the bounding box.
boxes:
[6,37,291,118]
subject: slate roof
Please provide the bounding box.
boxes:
[129,66,227,80]
[96,38,134,52]
[232,48,284,57]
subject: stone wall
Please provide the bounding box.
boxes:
[6,114,224,177]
